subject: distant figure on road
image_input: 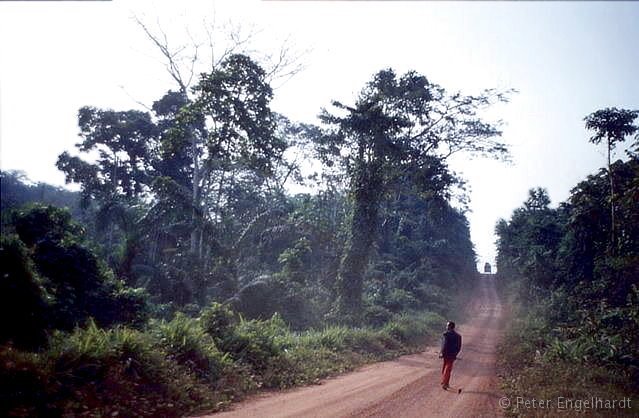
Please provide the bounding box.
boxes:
[483,262,492,274]
[439,321,462,390]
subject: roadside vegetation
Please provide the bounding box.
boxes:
[0,39,500,414]
[1,304,443,417]
[497,301,636,417]
[495,109,639,416]
[0,186,465,417]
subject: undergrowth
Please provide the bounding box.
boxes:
[497,289,638,417]
[1,307,443,417]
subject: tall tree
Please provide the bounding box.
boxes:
[57,54,288,304]
[56,108,159,267]
[173,53,285,257]
[495,188,565,293]
[317,69,511,319]
[584,108,638,254]
[57,108,158,205]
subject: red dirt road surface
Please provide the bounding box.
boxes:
[203,277,504,418]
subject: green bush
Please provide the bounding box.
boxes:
[8,205,149,331]
[46,321,214,417]
[12,204,82,246]
[0,308,445,416]
[344,328,387,356]
[0,235,51,350]
[231,276,317,330]
[498,304,639,417]
[262,345,338,388]
[384,288,420,313]
[414,283,452,315]
[0,346,50,417]
[3,321,222,417]
[383,312,442,346]
[52,320,163,386]
[110,285,150,327]
[363,303,393,327]
[153,313,230,383]
[219,314,288,373]
[299,326,350,351]
[200,302,238,344]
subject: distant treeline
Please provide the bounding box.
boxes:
[0,171,82,220]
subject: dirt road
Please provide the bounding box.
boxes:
[204,277,504,418]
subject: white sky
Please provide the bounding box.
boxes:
[1,0,638,269]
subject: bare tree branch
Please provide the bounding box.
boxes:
[134,13,306,95]
[134,15,189,93]
[118,85,154,112]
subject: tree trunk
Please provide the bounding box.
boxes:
[336,162,382,320]
[608,137,616,255]
[190,133,200,255]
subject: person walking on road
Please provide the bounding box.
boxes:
[439,321,462,390]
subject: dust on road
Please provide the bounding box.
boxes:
[201,277,504,418]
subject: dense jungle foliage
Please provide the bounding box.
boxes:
[0,53,508,416]
[495,108,639,413]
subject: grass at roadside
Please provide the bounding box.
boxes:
[497,303,638,417]
[1,309,443,417]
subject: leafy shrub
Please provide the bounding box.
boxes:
[384,288,420,313]
[278,237,311,284]
[153,313,230,383]
[9,205,149,331]
[344,328,387,356]
[299,326,350,351]
[383,312,442,346]
[13,204,82,246]
[262,344,339,388]
[0,235,50,350]
[363,303,393,327]
[414,283,452,315]
[48,321,214,417]
[498,303,639,416]
[109,285,150,327]
[231,275,316,329]
[52,320,162,385]
[200,302,238,344]
[219,314,288,373]
[382,316,411,343]
[0,346,50,417]
[231,277,278,320]
[0,308,445,416]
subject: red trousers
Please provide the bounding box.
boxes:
[441,357,455,386]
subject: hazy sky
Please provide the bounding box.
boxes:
[1,0,638,268]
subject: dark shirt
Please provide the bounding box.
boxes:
[441,329,462,359]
